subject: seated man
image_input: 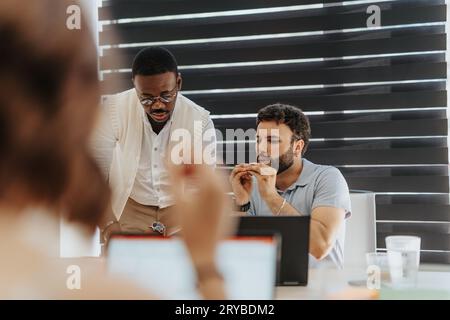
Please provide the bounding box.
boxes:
[230,103,351,268]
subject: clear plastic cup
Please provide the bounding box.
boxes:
[366,252,390,286]
[385,236,421,289]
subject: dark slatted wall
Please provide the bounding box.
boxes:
[98,0,450,264]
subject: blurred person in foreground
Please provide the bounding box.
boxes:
[0,0,227,299]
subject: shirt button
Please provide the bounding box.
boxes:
[154,164,157,168]
[154,147,158,151]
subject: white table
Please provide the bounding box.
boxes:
[275,265,450,300]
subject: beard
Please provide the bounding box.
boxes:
[257,144,295,175]
[276,144,295,174]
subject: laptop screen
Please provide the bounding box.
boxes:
[107,235,278,299]
[238,216,310,286]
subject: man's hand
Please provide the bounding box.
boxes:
[244,163,278,200]
[229,164,254,205]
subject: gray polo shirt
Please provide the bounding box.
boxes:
[248,158,351,268]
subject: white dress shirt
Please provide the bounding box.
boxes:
[129,114,216,208]
[91,90,214,219]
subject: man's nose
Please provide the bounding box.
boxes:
[257,140,268,154]
[152,99,165,110]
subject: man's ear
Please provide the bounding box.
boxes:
[294,139,305,157]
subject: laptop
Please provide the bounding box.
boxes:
[106,234,280,299]
[237,216,310,286]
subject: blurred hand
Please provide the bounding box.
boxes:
[100,222,121,256]
[100,222,121,246]
[229,164,253,205]
[169,163,230,268]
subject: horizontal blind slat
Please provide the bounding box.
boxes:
[100,32,446,74]
[377,204,450,221]
[99,3,446,45]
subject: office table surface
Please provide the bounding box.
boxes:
[275,264,450,300]
[67,258,450,299]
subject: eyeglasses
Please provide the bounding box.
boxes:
[139,83,179,106]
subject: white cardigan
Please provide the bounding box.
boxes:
[91,89,211,219]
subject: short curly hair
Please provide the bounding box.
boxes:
[132,47,178,77]
[256,103,311,155]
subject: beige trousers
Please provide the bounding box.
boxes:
[119,198,178,235]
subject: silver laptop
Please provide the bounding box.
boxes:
[107,234,279,299]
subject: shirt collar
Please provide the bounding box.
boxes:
[286,158,315,190]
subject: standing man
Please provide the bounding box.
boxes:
[230,104,351,268]
[92,47,216,239]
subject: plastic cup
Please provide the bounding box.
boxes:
[366,252,390,286]
[385,236,421,289]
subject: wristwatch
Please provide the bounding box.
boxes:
[235,201,251,212]
[150,221,166,235]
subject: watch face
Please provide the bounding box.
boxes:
[151,221,166,234]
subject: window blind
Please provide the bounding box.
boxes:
[98,0,450,264]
